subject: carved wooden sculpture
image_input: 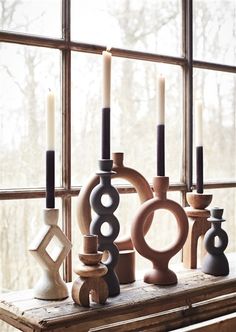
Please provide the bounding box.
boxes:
[72,235,108,307]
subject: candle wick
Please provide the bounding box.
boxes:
[106,46,111,52]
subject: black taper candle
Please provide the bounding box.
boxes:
[102,107,110,159]
[157,124,165,176]
[196,146,203,194]
[46,150,55,208]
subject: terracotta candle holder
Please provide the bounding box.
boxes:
[76,152,153,284]
[202,207,229,276]
[183,192,213,269]
[72,235,109,307]
[29,208,72,300]
[131,176,188,285]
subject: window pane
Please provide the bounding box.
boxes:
[193,69,236,182]
[0,43,62,189]
[71,52,183,186]
[71,0,182,56]
[205,188,236,253]
[193,0,236,65]
[0,0,61,38]
[0,198,62,293]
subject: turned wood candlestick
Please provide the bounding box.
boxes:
[72,235,109,307]
[131,176,188,285]
[76,152,153,284]
[183,192,213,269]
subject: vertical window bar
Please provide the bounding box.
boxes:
[62,0,72,282]
[182,0,193,199]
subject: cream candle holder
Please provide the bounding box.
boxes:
[29,208,72,300]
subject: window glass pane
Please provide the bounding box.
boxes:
[193,0,236,65]
[71,0,182,56]
[0,43,62,189]
[205,188,236,253]
[0,198,62,293]
[193,69,236,182]
[72,191,181,273]
[0,0,61,38]
[71,52,183,186]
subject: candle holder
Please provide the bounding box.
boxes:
[76,152,154,284]
[183,192,213,269]
[90,159,120,296]
[131,176,188,285]
[72,235,108,307]
[202,207,229,276]
[29,208,72,300]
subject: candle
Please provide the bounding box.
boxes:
[156,75,165,176]
[195,102,203,194]
[101,49,112,159]
[46,90,55,208]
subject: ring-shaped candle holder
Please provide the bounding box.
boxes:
[90,159,120,296]
[131,176,189,285]
[76,152,154,284]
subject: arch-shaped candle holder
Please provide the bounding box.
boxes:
[76,152,153,284]
[131,176,189,285]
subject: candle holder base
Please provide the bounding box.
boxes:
[183,192,213,269]
[131,176,188,285]
[29,208,72,300]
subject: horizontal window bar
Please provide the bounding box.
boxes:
[193,60,236,74]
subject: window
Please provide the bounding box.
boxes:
[0,1,236,330]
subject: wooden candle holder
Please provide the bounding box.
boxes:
[183,192,213,269]
[29,208,72,300]
[72,235,108,307]
[131,176,188,285]
[76,152,153,284]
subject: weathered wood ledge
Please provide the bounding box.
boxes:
[1,253,236,331]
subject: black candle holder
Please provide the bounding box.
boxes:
[202,207,229,276]
[90,159,120,297]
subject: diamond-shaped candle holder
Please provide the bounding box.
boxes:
[29,208,72,300]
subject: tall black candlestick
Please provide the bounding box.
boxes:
[157,124,165,176]
[101,107,110,159]
[46,150,55,208]
[196,146,203,194]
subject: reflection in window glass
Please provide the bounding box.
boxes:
[0,0,61,37]
[193,0,236,65]
[193,69,236,182]
[0,43,61,189]
[71,0,181,56]
[71,52,183,186]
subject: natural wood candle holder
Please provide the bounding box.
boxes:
[72,235,108,307]
[29,208,72,300]
[183,192,213,269]
[76,152,153,284]
[131,176,188,285]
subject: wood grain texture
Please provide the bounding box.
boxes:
[1,253,236,331]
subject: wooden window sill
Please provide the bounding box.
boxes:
[1,253,236,332]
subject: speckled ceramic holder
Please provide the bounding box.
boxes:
[76,152,153,284]
[202,207,229,276]
[90,159,120,297]
[131,176,189,285]
[183,192,213,269]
